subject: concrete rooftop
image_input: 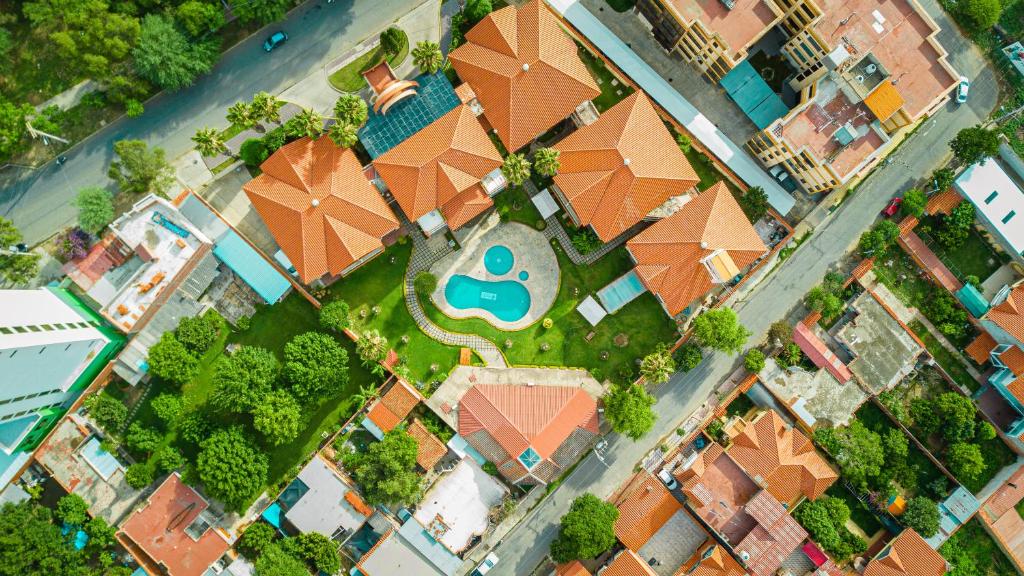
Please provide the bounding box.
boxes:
[758,357,867,428]
[836,291,923,393]
[668,0,776,58]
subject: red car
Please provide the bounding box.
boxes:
[882,197,902,217]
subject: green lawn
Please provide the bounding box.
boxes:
[908,320,980,392]
[324,241,460,385]
[328,32,409,93]
[918,216,1003,282]
[940,518,1018,576]
[493,185,547,230]
[825,484,883,537]
[577,44,634,113]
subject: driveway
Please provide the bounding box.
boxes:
[0,0,431,245]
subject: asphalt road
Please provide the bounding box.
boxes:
[0,0,427,245]
[483,4,1000,575]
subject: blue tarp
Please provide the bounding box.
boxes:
[956,283,990,318]
[720,61,789,130]
[213,232,291,304]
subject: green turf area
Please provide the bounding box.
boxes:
[493,185,547,229]
[918,216,1003,283]
[940,518,1018,576]
[324,241,460,384]
[576,44,634,113]
[908,320,980,392]
[328,32,409,93]
[824,484,883,537]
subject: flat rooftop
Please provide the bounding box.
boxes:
[759,357,867,427]
[413,458,507,553]
[837,291,923,392]
[637,508,708,575]
[668,0,777,58]
[285,456,368,537]
[955,159,1024,257]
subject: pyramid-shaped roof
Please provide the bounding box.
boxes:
[553,92,699,241]
[626,182,766,316]
[373,105,503,226]
[449,0,600,152]
[243,137,398,284]
[457,384,598,460]
[988,283,1024,345]
[864,529,946,576]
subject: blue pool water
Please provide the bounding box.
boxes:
[519,271,529,281]
[484,245,514,275]
[446,275,531,321]
[597,270,648,313]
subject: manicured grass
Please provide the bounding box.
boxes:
[324,241,460,385]
[328,33,409,93]
[940,518,1017,576]
[918,216,1003,282]
[576,44,634,113]
[825,484,883,537]
[908,320,980,392]
[493,185,547,229]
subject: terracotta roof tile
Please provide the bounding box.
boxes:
[1007,375,1024,406]
[243,137,399,283]
[602,549,659,576]
[863,529,947,576]
[926,189,962,216]
[735,490,807,576]
[965,331,998,365]
[674,542,745,576]
[989,284,1024,345]
[408,418,448,470]
[626,182,767,316]
[553,92,699,241]
[367,380,421,432]
[984,464,1024,519]
[1001,345,1024,376]
[373,105,502,226]
[344,490,374,517]
[440,185,493,230]
[726,410,838,504]
[613,472,684,551]
[556,561,592,576]
[449,0,600,151]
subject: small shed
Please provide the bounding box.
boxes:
[212,232,291,304]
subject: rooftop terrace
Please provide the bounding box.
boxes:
[413,458,507,554]
[668,0,777,58]
[758,357,867,428]
[836,290,923,392]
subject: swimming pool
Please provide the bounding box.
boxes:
[484,245,514,276]
[445,275,531,322]
[597,270,647,313]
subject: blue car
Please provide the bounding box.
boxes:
[264,31,288,52]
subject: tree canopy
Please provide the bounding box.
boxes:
[252,389,303,446]
[22,0,140,80]
[133,14,218,91]
[86,393,128,432]
[792,496,867,559]
[533,147,561,177]
[819,420,885,490]
[0,500,113,575]
[501,153,532,186]
[74,188,115,234]
[238,522,276,559]
[692,307,750,354]
[319,300,351,333]
[108,139,174,196]
[333,94,368,129]
[210,345,280,413]
[738,186,769,223]
[285,532,341,575]
[901,188,927,218]
[283,332,349,403]
[639,344,675,384]
[55,494,90,526]
[0,98,35,161]
[197,427,269,511]
[175,313,222,356]
[950,125,1000,166]
[903,496,941,537]
[147,333,198,387]
[549,493,619,563]
[603,383,657,440]
[176,0,225,37]
[234,0,291,25]
[341,428,421,505]
[744,349,766,373]
[380,27,405,57]
[948,442,985,484]
[253,542,309,576]
[0,217,40,285]
[955,0,1001,32]
[412,40,443,74]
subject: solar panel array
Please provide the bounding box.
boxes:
[359,72,461,159]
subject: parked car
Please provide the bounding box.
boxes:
[956,76,970,104]
[657,468,679,490]
[264,31,288,52]
[882,197,902,217]
[472,553,499,576]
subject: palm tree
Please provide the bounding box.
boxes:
[412,40,443,74]
[327,122,359,148]
[251,92,282,125]
[191,128,226,157]
[290,108,324,139]
[533,147,560,177]
[501,153,532,186]
[353,383,380,408]
[226,101,258,129]
[333,94,368,129]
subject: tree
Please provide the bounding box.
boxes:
[234,0,291,24]
[87,393,128,431]
[175,313,222,355]
[745,349,766,373]
[157,446,187,473]
[976,421,997,441]
[0,500,95,574]
[501,153,532,186]
[133,14,218,91]
[673,343,703,372]
[22,0,140,81]
[639,344,675,384]
[84,516,117,554]
[805,286,843,318]
[198,427,269,511]
[227,101,259,130]
[342,428,421,505]
[151,394,183,427]
[125,422,162,455]
[284,332,349,403]
[148,333,198,387]
[412,40,443,74]
[767,320,793,347]
[238,522,276,559]
[465,0,494,23]
[380,27,404,58]
[239,138,270,166]
[288,532,341,575]
[327,121,358,148]
[72,187,115,234]
[931,167,955,192]
[950,125,1000,166]
[533,147,561,177]
[414,271,438,298]
[692,307,750,354]
[192,127,227,157]
[858,219,901,256]
[252,389,302,446]
[955,0,1001,32]
[0,217,40,285]
[108,139,174,196]
[603,383,656,440]
[289,108,324,140]
[901,188,927,218]
[549,494,619,563]
[934,392,977,443]
[832,420,885,489]
[903,497,940,537]
[356,330,389,365]
[125,463,154,488]
[792,496,866,559]
[0,97,34,161]
[254,542,309,576]
[948,442,986,483]
[319,300,351,333]
[210,345,280,413]
[251,92,282,125]
[738,186,769,223]
[56,494,90,526]
[333,94,368,128]
[176,0,225,37]
[179,411,211,446]
[938,201,975,249]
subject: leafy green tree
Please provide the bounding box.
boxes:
[198,427,269,511]
[805,285,843,318]
[84,516,117,554]
[287,532,341,575]
[738,186,769,223]
[254,542,309,576]
[901,188,927,218]
[938,201,976,249]
[356,330,389,366]
[238,522,276,559]
[151,393,183,427]
[950,125,1000,166]
[175,313,221,355]
[192,127,227,157]
[903,496,940,537]
[125,99,145,118]
[639,344,675,384]
[179,411,211,446]
[108,139,175,196]
[289,108,324,140]
[776,342,803,369]
[673,343,703,372]
[533,147,560,177]
[501,153,531,186]
[0,97,34,161]
[380,27,405,57]
[133,14,218,91]
[319,300,351,333]
[252,389,302,446]
[745,349,766,373]
[858,219,901,256]
[227,101,259,130]
[931,167,956,192]
[549,493,619,563]
[87,393,128,431]
[157,446,187,473]
[832,420,884,490]
[603,383,657,440]
[768,320,793,347]
[333,94,368,128]
[792,496,866,558]
[327,122,358,148]
[239,138,270,166]
[74,187,115,234]
[955,0,1001,32]
[934,392,977,443]
[414,271,438,298]
[692,307,750,354]
[911,397,941,436]
[22,0,140,80]
[148,333,198,387]
[233,0,291,24]
[465,0,494,23]
[125,463,154,488]
[412,40,443,74]
[210,345,280,413]
[342,428,421,505]
[948,442,986,484]
[56,494,90,526]
[125,422,162,455]
[176,0,225,37]
[283,332,349,403]
[0,217,39,285]
[976,421,997,441]
[251,92,282,125]
[882,428,909,461]
[0,500,93,574]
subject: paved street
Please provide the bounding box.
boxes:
[483,2,999,574]
[0,0,428,245]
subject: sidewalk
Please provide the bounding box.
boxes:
[34,80,100,113]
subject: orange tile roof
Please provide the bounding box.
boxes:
[448,0,600,152]
[863,82,905,122]
[373,105,502,226]
[726,410,838,504]
[965,331,998,365]
[367,379,421,432]
[984,464,1024,519]
[408,418,448,470]
[1001,345,1024,376]
[863,529,947,576]
[926,188,962,216]
[613,472,685,551]
[344,490,374,517]
[553,92,699,241]
[602,549,659,576]
[626,182,767,316]
[674,542,746,576]
[989,284,1024,345]
[243,137,399,284]
[556,561,592,576]
[458,384,599,460]
[440,185,493,230]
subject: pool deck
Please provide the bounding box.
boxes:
[429,219,558,331]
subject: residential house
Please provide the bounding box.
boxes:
[362,378,423,439]
[600,549,659,576]
[354,514,463,576]
[968,281,1024,438]
[550,92,699,242]
[675,542,746,576]
[952,150,1024,265]
[834,290,924,393]
[449,0,600,152]
[862,528,948,576]
[280,455,371,540]
[408,418,448,471]
[411,457,507,554]
[978,463,1024,572]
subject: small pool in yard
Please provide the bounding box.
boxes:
[597,270,647,313]
[484,245,514,275]
[445,275,531,322]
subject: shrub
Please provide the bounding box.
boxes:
[54,228,91,262]
[767,321,793,347]
[673,343,703,372]
[125,463,154,489]
[238,522,276,559]
[744,349,766,373]
[87,394,128,432]
[380,27,405,58]
[542,317,554,329]
[319,300,351,333]
[151,394,183,427]
[239,138,269,166]
[175,313,221,355]
[570,228,602,255]
[413,271,438,298]
[903,496,941,537]
[74,188,115,234]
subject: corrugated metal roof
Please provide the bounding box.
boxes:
[212,232,290,304]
